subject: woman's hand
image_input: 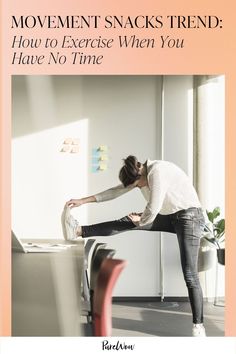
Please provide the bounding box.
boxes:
[128,212,142,225]
[65,199,84,209]
[65,195,96,209]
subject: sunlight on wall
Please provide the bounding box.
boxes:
[197,76,225,214]
[12,119,88,239]
[187,88,193,182]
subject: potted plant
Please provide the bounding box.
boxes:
[198,233,216,273]
[204,207,225,265]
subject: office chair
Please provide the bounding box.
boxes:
[93,258,127,336]
[81,242,107,322]
[88,248,116,323]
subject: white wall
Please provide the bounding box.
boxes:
[12,75,163,296]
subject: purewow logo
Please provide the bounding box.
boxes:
[102,340,135,351]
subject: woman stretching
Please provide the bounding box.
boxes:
[64,156,206,337]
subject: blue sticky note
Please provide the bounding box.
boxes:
[92,148,100,156]
[91,165,99,173]
[92,157,100,164]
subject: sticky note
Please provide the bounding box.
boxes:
[91,166,99,173]
[63,138,73,144]
[92,157,100,164]
[70,146,79,153]
[72,139,79,145]
[99,145,108,152]
[60,145,71,152]
[100,155,108,161]
[99,164,107,171]
[92,148,100,156]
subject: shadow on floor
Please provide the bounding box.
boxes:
[112,301,224,337]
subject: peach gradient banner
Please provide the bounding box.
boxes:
[1,0,236,336]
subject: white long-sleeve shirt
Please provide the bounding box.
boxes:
[94,159,201,227]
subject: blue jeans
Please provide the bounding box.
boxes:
[82,207,205,324]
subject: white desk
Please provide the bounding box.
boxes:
[12,239,84,336]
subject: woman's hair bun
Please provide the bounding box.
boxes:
[124,155,137,166]
[119,155,142,187]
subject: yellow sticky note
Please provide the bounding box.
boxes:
[100,155,108,161]
[99,164,107,171]
[99,145,108,152]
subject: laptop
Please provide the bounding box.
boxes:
[12,231,72,253]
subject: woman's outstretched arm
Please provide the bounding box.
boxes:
[66,184,135,208]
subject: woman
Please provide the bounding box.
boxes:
[64,155,206,337]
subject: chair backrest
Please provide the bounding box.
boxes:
[84,239,96,269]
[90,248,116,291]
[91,242,107,263]
[93,258,127,337]
[82,242,107,303]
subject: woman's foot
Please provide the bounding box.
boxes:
[192,323,206,337]
[61,206,82,240]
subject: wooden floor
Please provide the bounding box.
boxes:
[112,300,224,337]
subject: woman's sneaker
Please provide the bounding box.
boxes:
[192,324,206,337]
[61,206,80,240]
